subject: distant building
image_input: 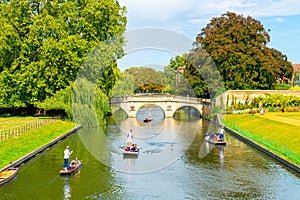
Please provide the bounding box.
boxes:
[293,64,300,71]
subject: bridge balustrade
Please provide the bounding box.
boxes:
[110,94,209,118]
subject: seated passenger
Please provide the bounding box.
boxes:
[131,145,136,152]
[70,157,80,166]
[125,146,130,151]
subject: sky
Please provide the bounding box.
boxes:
[117,0,300,71]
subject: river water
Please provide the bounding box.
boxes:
[1,106,300,199]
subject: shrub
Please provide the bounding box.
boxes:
[274,83,291,90]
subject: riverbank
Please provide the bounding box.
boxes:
[224,112,300,171]
[0,118,78,170]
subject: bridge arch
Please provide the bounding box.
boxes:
[173,105,201,118]
[110,94,206,118]
[135,103,166,118]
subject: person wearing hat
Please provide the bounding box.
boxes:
[63,146,73,170]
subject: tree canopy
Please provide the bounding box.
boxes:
[124,67,166,93]
[194,12,293,90]
[164,54,210,98]
[111,72,135,96]
[0,0,127,107]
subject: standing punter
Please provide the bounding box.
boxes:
[219,126,225,141]
[63,146,73,170]
[127,129,133,147]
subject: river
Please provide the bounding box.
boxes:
[0,106,300,199]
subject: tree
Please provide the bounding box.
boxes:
[195,12,293,90]
[124,67,166,93]
[164,54,206,97]
[269,48,293,84]
[164,51,224,99]
[164,55,188,95]
[111,72,135,96]
[186,47,223,99]
[0,0,127,107]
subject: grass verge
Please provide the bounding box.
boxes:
[0,116,52,131]
[225,112,300,166]
[0,120,76,169]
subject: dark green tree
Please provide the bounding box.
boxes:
[164,52,223,99]
[269,48,293,84]
[164,54,203,97]
[195,12,293,90]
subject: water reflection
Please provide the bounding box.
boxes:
[63,176,71,200]
[219,145,225,164]
[199,140,214,158]
[76,105,197,173]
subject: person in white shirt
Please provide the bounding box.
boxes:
[127,129,133,147]
[63,146,73,170]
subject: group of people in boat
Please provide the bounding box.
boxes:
[212,126,224,142]
[124,129,139,152]
[206,126,225,143]
[63,145,80,171]
[124,143,139,152]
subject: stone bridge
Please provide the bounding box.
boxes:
[110,94,208,118]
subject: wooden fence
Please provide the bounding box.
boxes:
[0,118,58,141]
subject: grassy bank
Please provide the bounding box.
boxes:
[0,116,51,131]
[0,119,76,169]
[225,112,300,166]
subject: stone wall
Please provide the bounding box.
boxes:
[215,90,300,107]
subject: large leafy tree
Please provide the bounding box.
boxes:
[124,67,166,93]
[164,55,186,95]
[195,12,293,90]
[164,51,224,99]
[0,0,126,107]
[269,48,293,83]
[186,47,224,99]
[164,54,208,97]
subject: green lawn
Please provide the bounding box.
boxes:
[0,116,50,131]
[225,112,300,166]
[274,112,300,120]
[0,120,76,169]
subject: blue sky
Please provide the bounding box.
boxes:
[117,0,300,71]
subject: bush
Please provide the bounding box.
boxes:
[285,107,299,112]
[274,83,291,90]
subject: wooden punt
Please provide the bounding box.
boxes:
[205,132,227,145]
[0,167,18,187]
[143,117,153,122]
[59,160,82,175]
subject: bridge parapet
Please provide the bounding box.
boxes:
[110,94,208,118]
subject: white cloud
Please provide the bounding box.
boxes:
[118,0,300,63]
[119,0,300,24]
